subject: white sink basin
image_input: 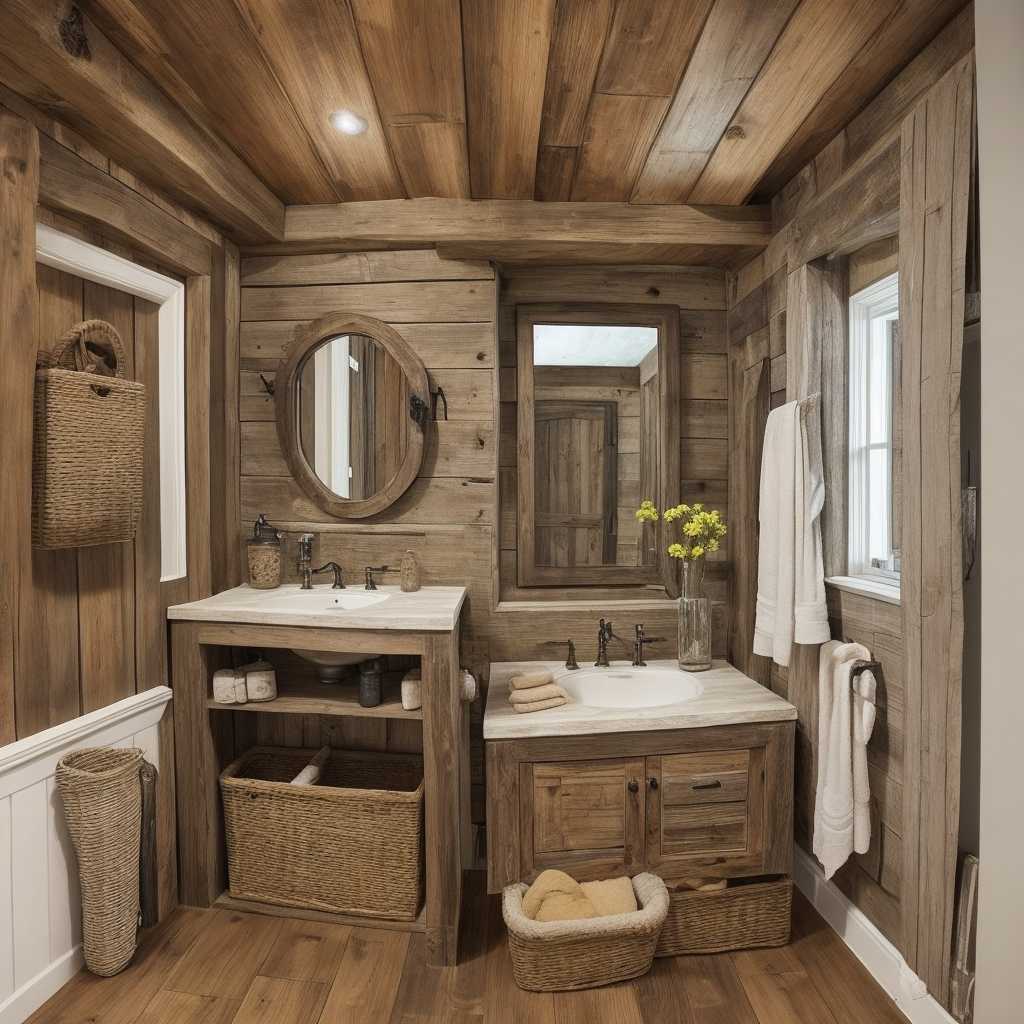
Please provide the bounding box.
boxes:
[559,666,703,709]
[253,588,390,613]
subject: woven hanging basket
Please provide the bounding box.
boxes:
[55,747,144,977]
[33,319,146,549]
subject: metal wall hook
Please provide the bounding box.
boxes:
[258,373,275,396]
[432,385,448,421]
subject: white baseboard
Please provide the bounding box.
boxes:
[0,948,83,1024]
[793,845,957,1024]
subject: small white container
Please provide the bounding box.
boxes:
[241,660,277,702]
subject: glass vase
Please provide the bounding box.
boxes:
[678,558,712,672]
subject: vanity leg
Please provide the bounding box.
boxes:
[421,628,464,966]
[171,621,228,906]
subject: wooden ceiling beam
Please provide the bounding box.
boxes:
[284,198,772,250]
[0,0,284,241]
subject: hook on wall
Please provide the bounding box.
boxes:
[432,385,448,421]
[259,374,275,396]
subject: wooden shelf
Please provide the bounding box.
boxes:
[206,680,421,720]
[215,892,425,933]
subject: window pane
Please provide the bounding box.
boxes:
[869,447,890,564]
[869,317,890,445]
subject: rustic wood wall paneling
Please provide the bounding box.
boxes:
[898,55,973,1005]
[0,110,39,745]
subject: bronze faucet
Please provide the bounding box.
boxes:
[543,639,580,670]
[595,619,614,667]
[297,533,314,588]
[631,624,666,666]
[304,562,345,590]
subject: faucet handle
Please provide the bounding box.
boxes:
[542,639,580,670]
[364,565,391,590]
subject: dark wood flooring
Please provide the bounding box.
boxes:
[28,874,908,1023]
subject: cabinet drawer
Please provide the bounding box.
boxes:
[661,803,748,857]
[661,750,750,806]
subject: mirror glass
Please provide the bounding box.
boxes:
[531,322,660,569]
[296,333,411,501]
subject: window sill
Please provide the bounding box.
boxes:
[825,575,901,606]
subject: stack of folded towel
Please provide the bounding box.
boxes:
[522,869,638,922]
[508,670,571,714]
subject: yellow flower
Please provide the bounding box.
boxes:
[635,499,660,523]
[667,543,687,559]
[682,520,701,537]
[707,538,719,552]
[691,545,705,558]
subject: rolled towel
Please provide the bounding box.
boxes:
[212,668,243,705]
[581,877,638,917]
[289,746,330,786]
[512,696,568,714]
[509,669,555,691]
[508,683,567,705]
[677,877,728,893]
[401,669,422,711]
[523,870,597,922]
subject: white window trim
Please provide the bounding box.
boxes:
[35,223,187,582]
[848,271,900,595]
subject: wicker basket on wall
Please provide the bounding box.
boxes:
[220,746,424,921]
[33,319,146,549]
[55,747,144,977]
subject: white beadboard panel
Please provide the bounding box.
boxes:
[46,778,81,961]
[0,798,12,1004]
[11,782,49,991]
[0,687,172,1024]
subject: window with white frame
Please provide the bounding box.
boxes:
[848,271,901,590]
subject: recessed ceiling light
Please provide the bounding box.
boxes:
[330,109,368,135]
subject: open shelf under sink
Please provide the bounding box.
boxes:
[206,679,421,720]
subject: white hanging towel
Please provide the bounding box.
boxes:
[752,396,830,666]
[814,640,876,878]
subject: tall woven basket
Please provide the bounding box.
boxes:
[55,748,144,976]
[33,319,146,548]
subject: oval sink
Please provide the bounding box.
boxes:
[256,588,391,613]
[559,666,703,709]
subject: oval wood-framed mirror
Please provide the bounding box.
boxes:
[275,311,431,519]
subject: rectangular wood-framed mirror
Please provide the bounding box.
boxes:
[516,303,680,593]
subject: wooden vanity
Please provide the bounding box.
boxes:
[168,585,470,966]
[485,660,796,893]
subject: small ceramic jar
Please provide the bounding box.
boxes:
[247,514,282,589]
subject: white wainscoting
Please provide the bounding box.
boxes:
[0,687,172,1024]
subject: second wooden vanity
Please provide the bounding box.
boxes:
[168,584,470,966]
[485,660,796,893]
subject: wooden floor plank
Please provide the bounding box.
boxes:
[163,909,282,999]
[259,918,352,985]
[673,955,758,1024]
[732,944,840,1024]
[233,976,328,1024]
[319,928,409,1024]
[633,958,697,1024]
[136,990,240,1024]
[30,875,907,1024]
[789,891,909,1023]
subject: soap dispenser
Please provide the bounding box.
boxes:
[247,514,283,589]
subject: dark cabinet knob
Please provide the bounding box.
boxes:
[627,779,639,793]
[649,777,659,790]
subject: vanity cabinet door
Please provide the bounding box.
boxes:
[645,748,767,877]
[520,758,646,882]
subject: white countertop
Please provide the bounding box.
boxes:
[167,584,467,632]
[484,659,796,739]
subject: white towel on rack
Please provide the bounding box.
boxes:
[753,397,830,666]
[814,640,874,878]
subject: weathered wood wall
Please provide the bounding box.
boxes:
[725,6,974,1007]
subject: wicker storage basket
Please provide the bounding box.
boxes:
[502,873,669,992]
[655,877,793,957]
[55,747,144,977]
[220,746,424,920]
[33,320,146,548]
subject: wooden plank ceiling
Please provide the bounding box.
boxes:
[2,0,967,229]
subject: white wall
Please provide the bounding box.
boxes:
[0,688,171,1024]
[974,2,1024,1021]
